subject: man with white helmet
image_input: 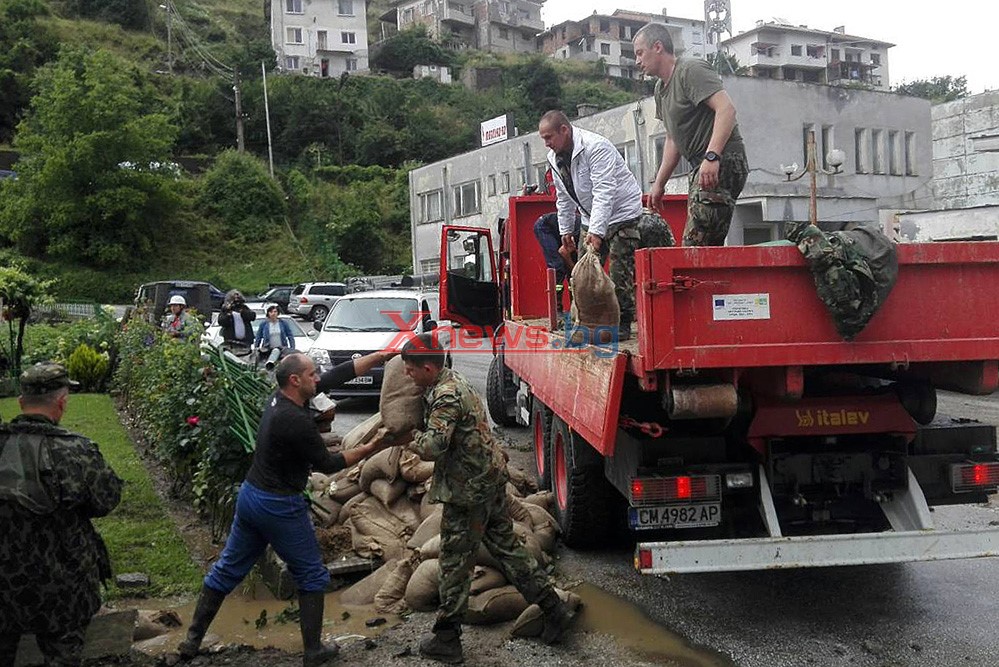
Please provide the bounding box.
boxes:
[161,295,200,340]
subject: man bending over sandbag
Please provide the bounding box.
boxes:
[399,333,576,663]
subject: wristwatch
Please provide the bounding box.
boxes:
[704,151,721,162]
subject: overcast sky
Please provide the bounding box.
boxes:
[540,0,996,94]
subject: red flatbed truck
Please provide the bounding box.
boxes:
[438,193,999,574]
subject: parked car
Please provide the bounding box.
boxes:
[245,285,294,315]
[203,314,317,356]
[287,282,347,323]
[206,283,227,311]
[309,290,450,399]
[135,281,213,324]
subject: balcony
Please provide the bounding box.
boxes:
[442,4,475,26]
[487,4,544,32]
[827,60,876,85]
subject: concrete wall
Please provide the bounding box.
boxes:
[931,91,999,209]
[408,77,932,271]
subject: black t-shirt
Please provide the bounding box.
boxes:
[245,360,357,495]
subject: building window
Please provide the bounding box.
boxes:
[338,0,353,14]
[806,44,823,58]
[285,0,302,13]
[453,181,480,217]
[401,7,413,23]
[904,131,917,176]
[888,130,900,175]
[830,48,840,62]
[287,27,303,43]
[692,30,702,44]
[418,190,443,224]
[341,31,356,44]
[285,56,300,70]
[487,175,497,196]
[870,53,881,66]
[420,258,441,274]
[871,129,884,174]
[599,20,610,32]
[500,171,510,193]
[820,125,833,170]
[616,141,639,182]
[854,128,868,173]
[317,30,328,50]
[600,42,610,56]
[346,57,358,71]
[744,224,777,245]
[498,27,509,40]
[790,44,802,56]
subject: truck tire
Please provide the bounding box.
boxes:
[550,415,613,548]
[486,354,517,427]
[531,399,553,490]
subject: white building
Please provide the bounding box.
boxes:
[932,91,999,209]
[270,0,369,77]
[721,21,892,91]
[407,77,931,273]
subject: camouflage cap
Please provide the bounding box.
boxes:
[20,362,80,396]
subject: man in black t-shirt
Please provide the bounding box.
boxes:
[177,350,395,666]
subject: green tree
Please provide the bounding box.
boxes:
[707,51,748,76]
[894,76,969,103]
[63,0,150,30]
[370,25,455,76]
[197,149,286,241]
[0,0,58,142]
[0,48,180,267]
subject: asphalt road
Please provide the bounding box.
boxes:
[331,351,999,667]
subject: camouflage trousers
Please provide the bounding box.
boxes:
[436,485,553,628]
[684,150,749,246]
[0,626,88,667]
[605,210,677,325]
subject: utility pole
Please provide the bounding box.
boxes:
[262,61,274,177]
[159,3,173,74]
[233,69,245,153]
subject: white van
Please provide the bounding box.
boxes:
[309,289,450,398]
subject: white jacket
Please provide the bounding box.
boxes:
[546,126,643,238]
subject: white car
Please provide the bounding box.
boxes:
[204,314,317,356]
[309,290,450,398]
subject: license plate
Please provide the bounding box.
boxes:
[628,503,721,530]
[345,376,373,385]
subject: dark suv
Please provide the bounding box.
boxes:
[287,282,347,322]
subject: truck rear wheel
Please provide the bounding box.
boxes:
[550,415,613,548]
[486,353,517,427]
[531,399,553,490]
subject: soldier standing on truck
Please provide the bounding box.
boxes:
[539,110,644,340]
[634,22,749,247]
[401,333,576,664]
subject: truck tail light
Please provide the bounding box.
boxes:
[635,548,652,570]
[629,475,720,506]
[951,462,999,493]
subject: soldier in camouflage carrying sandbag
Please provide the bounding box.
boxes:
[786,222,898,340]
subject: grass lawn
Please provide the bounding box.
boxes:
[0,394,203,599]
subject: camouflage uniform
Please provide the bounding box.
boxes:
[605,210,677,329]
[409,368,553,630]
[684,151,749,247]
[0,363,123,667]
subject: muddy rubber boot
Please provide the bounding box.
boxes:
[418,619,464,664]
[539,591,577,645]
[300,591,339,667]
[177,585,226,659]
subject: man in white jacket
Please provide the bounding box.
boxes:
[539,110,643,340]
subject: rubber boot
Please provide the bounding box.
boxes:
[418,618,464,664]
[300,591,339,667]
[177,585,227,659]
[539,591,577,645]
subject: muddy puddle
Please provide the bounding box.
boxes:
[114,587,398,655]
[574,583,730,667]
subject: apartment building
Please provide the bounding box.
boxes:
[270,0,369,77]
[407,76,931,273]
[721,21,892,90]
[390,0,543,53]
[539,9,708,79]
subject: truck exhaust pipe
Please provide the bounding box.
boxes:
[666,384,739,420]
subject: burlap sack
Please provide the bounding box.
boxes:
[569,244,619,337]
[308,472,332,496]
[465,586,529,625]
[507,495,532,524]
[368,478,408,507]
[407,507,443,549]
[524,504,559,553]
[373,556,415,614]
[399,450,434,483]
[310,495,342,528]
[470,566,507,595]
[507,466,539,497]
[329,478,362,504]
[134,610,182,641]
[419,484,436,519]
[347,496,412,559]
[359,447,403,490]
[418,535,502,570]
[340,559,398,606]
[510,589,582,638]
[388,495,423,532]
[404,558,441,611]
[339,490,368,520]
[343,413,383,450]
[379,356,426,435]
[523,491,554,514]
[506,482,523,499]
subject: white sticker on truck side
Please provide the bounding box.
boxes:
[712,293,771,321]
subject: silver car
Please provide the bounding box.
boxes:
[287,282,347,323]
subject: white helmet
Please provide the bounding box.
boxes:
[168,295,187,306]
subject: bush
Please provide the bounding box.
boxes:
[197,150,287,242]
[66,343,109,391]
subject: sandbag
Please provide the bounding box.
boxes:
[308,472,332,496]
[368,478,408,507]
[419,484,436,519]
[407,507,443,549]
[469,566,507,595]
[339,490,368,520]
[523,491,554,514]
[465,585,529,625]
[510,589,582,638]
[524,504,559,553]
[405,558,441,611]
[347,496,412,560]
[310,495,342,528]
[374,556,415,614]
[340,559,398,607]
[569,244,619,334]
[388,495,423,532]
[343,413,383,450]
[636,208,677,249]
[399,450,434,483]
[329,478,362,504]
[418,535,501,570]
[505,482,523,499]
[507,466,538,497]
[506,495,532,525]
[379,356,426,435]
[359,447,403,490]
[134,610,182,641]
